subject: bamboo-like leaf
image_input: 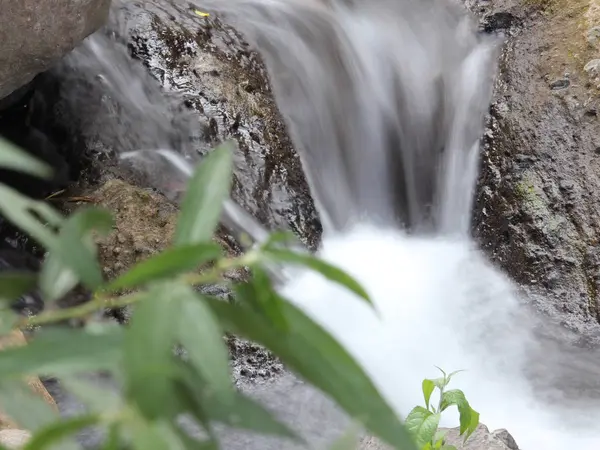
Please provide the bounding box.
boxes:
[205,298,416,450]
[108,243,222,291]
[0,138,52,178]
[174,143,233,246]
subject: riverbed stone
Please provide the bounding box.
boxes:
[0,0,111,100]
[0,429,31,449]
[359,424,518,450]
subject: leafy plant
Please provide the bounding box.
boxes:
[0,137,480,450]
[0,138,418,450]
[406,368,480,450]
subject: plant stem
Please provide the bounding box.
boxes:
[17,251,260,328]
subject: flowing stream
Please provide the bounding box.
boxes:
[65,0,600,448]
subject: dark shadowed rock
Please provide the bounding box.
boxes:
[0,0,111,100]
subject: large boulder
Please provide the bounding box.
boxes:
[0,0,111,101]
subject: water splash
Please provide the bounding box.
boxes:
[200,0,498,236]
[66,0,600,447]
[201,0,600,448]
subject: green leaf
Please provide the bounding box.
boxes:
[177,289,233,401]
[0,272,37,302]
[440,446,458,450]
[205,298,416,450]
[131,420,187,450]
[101,423,121,450]
[174,143,233,246]
[0,138,52,178]
[328,422,361,450]
[464,408,480,442]
[124,283,183,420]
[235,269,288,331]
[108,243,222,291]
[0,327,123,378]
[405,406,440,448]
[0,309,18,335]
[444,370,465,386]
[433,430,447,448]
[439,390,473,436]
[0,379,58,431]
[261,230,300,249]
[53,207,114,290]
[176,362,299,441]
[261,248,372,306]
[39,253,78,302]
[24,415,100,450]
[422,379,436,411]
[61,377,122,414]
[0,184,62,249]
[430,377,447,391]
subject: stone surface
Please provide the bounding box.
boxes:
[474,0,600,343]
[0,0,111,100]
[359,425,519,450]
[0,429,31,449]
[444,425,518,450]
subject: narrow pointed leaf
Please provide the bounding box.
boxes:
[131,420,186,450]
[39,253,79,302]
[101,423,121,450]
[262,248,372,305]
[24,415,100,450]
[235,269,288,331]
[61,377,122,414]
[422,379,436,411]
[0,184,60,249]
[124,283,183,420]
[328,422,361,450]
[53,207,114,290]
[175,143,233,246]
[108,243,222,291]
[0,327,123,377]
[464,408,480,441]
[177,288,232,399]
[0,379,58,431]
[205,298,416,450]
[0,138,52,178]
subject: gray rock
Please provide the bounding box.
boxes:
[443,425,519,450]
[587,26,600,48]
[358,425,519,450]
[549,78,570,90]
[584,59,600,77]
[0,0,111,100]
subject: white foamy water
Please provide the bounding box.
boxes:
[281,226,600,449]
[67,0,600,447]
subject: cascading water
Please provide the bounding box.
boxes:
[198,1,600,448]
[65,0,600,448]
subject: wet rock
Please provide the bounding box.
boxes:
[0,0,111,100]
[0,429,31,449]
[474,0,600,343]
[38,0,321,250]
[549,78,570,90]
[482,12,520,33]
[0,92,70,199]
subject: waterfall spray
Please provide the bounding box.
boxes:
[65,0,600,447]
